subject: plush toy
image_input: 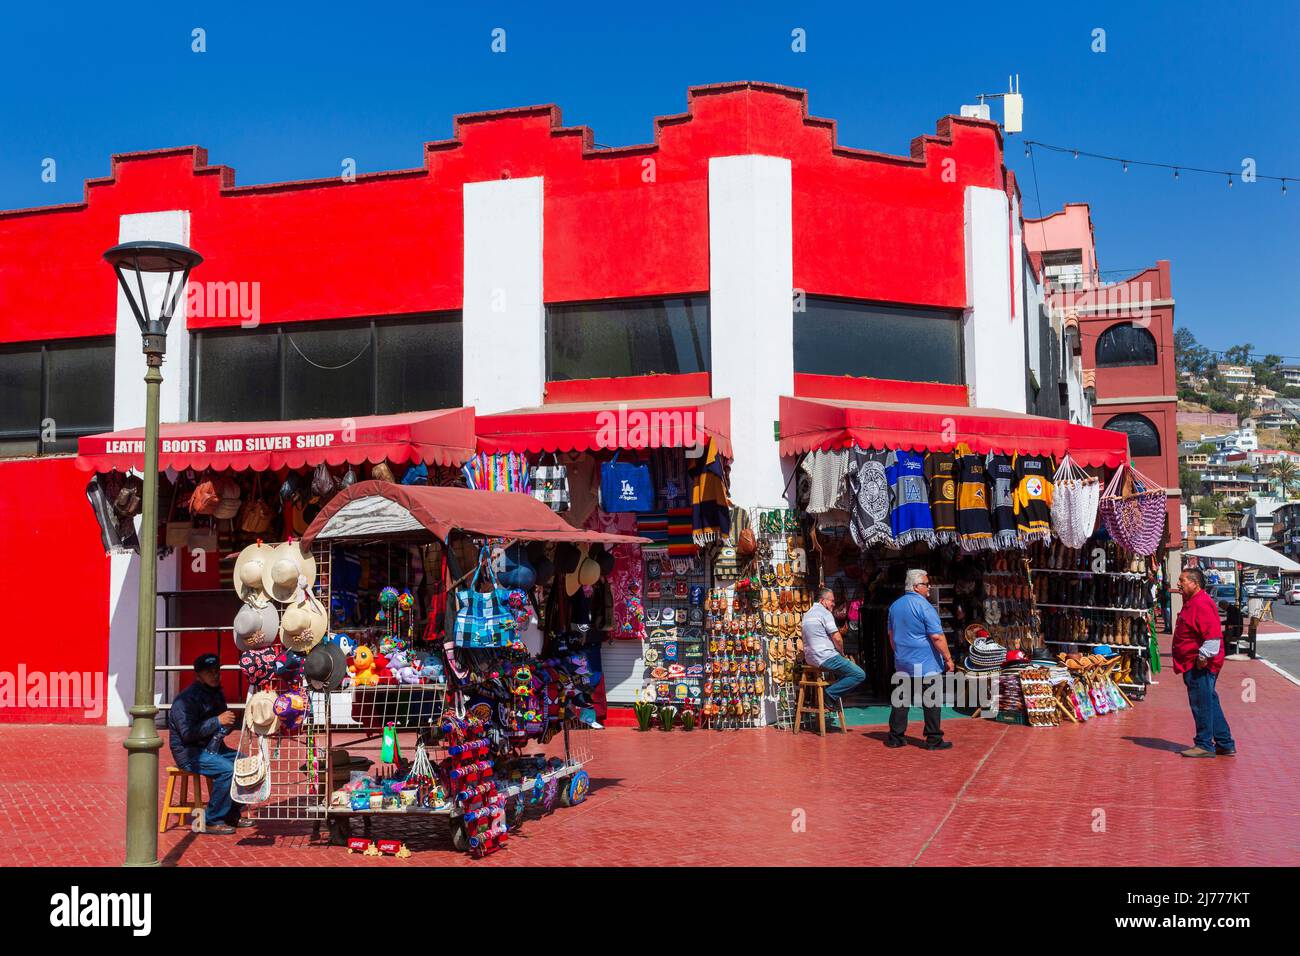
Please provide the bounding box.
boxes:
[349,645,381,686]
[275,649,306,680]
[417,658,444,683]
[388,650,422,685]
[326,632,357,657]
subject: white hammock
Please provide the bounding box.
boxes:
[1051,455,1100,549]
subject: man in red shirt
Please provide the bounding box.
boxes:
[1172,568,1237,757]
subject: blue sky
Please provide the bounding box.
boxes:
[3,1,1296,357]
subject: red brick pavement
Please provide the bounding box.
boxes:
[2,650,1297,867]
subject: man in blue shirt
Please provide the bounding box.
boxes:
[886,569,954,750]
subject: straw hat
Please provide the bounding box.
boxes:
[233,542,276,607]
[246,690,280,736]
[233,602,280,652]
[262,541,317,604]
[280,593,328,653]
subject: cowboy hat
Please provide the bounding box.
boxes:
[233,602,280,652]
[280,594,328,653]
[233,542,275,607]
[246,690,280,735]
[305,642,348,692]
[262,540,317,603]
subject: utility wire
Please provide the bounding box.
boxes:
[1024,140,1292,190]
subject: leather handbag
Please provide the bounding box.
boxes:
[163,477,193,549]
[190,474,221,516]
[188,519,219,553]
[238,474,274,534]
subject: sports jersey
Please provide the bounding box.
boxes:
[887,449,936,547]
[954,443,993,551]
[1013,454,1055,542]
[923,451,958,544]
[985,453,1020,550]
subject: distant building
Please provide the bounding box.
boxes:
[1279,365,1300,387]
[1215,363,1255,388]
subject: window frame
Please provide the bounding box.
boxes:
[544,293,711,382]
[0,336,115,456]
[793,294,966,386]
[1103,412,1162,458]
[189,312,462,422]
[1094,322,1158,368]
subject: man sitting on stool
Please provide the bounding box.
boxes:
[886,569,954,750]
[167,653,250,835]
[801,587,866,716]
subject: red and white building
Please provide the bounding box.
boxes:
[2,82,1133,724]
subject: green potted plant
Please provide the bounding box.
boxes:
[680,707,696,731]
[657,704,677,731]
[633,699,655,732]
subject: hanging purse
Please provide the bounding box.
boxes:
[163,475,194,549]
[599,452,652,513]
[188,518,219,553]
[530,453,571,512]
[238,473,274,534]
[190,472,221,515]
[453,549,515,649]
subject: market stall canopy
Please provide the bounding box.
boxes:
[777,395,1129,468]
[301,481,653,548]
[475,396,732,459]
[75,408,476,473]
[1185,538,1300,573]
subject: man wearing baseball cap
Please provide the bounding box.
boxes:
[166,653,248,835]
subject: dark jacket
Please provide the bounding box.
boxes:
[167,680,231,770]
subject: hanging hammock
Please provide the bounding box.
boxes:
[1051,455,1101,549]
[1099,462,1166,556]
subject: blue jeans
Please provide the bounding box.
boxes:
[196,747,240,826]
[1183,668,1235,752]
[819,654,866,703]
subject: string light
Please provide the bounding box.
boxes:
[1023,139,1296,190]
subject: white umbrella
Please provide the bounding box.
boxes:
[1185,537,1300,573]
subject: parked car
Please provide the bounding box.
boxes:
[1285,584,1300,606]
[1254,582,1281,601]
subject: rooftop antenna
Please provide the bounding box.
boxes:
[974,74,1023,134]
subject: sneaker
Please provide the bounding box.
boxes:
[884,737,906,749]
[925,740,953,751]
[200,824,237,836]
[1215,746,1237,756]
[233,818,256,829]
[1180,747,1216,758]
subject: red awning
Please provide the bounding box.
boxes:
[475,396,732,459]
[778,396,1129,468]
[301,481,652,547]
[75,408,476,473]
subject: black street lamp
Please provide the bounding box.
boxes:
[104,240,202,867]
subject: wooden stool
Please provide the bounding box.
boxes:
[794,666,848,736]
[159,766,209,832]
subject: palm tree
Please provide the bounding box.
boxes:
[1271,458,1300,500]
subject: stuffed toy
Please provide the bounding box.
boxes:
[349,646,381,686]
[388,650,422,685]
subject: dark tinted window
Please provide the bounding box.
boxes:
[1104,413,1161,457]
[1095,323,1157,367]
[0,339,114,456]
[794,297,964,384]
[376,317,462,413]
[283,325,372,420]
[547,296,709,381]
[192,314,461,421]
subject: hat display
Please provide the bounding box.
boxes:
[305,642,348,692]
[233,542,275,607]
[577,556,601,587]
[233,602,280,652]
[262,540,317,604]
[280,594,328,653]
[964,637,1008,672]
[246,690,280,735]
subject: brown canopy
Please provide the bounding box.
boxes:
[301,480,651,548]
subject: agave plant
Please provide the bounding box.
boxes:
[680,708,696,731]
[633,700,655,732]
[657,704,677,731]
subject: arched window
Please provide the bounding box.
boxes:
[1095,322,1157,367]
[1104,413,1162,458]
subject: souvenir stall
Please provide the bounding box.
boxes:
[474,394,749,730]
[776,394,1165,729]
[229,481,648,857]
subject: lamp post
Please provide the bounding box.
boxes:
[104,240,203,867]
